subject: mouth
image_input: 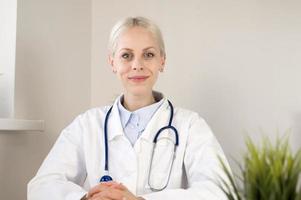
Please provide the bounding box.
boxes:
[128,75,149,82]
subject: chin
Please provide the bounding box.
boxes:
[127,86,153,96]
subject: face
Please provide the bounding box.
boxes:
[109,27,165,96]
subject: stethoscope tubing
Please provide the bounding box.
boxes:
[100,99,179,191]
[103,106,113,171]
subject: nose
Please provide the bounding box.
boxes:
[131,57,144,71]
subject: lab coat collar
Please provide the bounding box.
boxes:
[139,98,171,143]
[107,91,170,142]
[107,96,125,141]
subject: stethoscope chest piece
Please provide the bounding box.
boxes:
[100,174,113,182]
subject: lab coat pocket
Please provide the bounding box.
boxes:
[148,138,175,190]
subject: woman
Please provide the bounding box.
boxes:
[28,16,230,200]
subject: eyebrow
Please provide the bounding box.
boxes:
[118,46,156,52]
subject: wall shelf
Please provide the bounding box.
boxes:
[0,118,44,131]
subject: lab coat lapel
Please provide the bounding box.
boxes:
[133,99,173,194]
[105,96,138,194]
[139,98,171,144]
[107,97,124,141]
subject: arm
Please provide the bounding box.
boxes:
[141,114,230,200]
[28,115,87,200]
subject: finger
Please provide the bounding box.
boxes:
[101,181,120,186]
[88,181,120,198]
[111,183,127,191]
[91,196,112,200]
[91,188,124,200]
[90,195,112,200]
[89,181,119,193]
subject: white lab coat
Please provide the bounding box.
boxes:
[28,96,230,200]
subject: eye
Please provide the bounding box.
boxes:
[121,53,132,59]
[144,52,155,59]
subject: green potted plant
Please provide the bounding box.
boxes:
[217,135,301,200]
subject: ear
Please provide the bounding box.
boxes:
[108,54,116,73]
[160,54,166,70]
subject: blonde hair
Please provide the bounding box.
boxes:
[108,16,166,57]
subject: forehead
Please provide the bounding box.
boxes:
[116,27,159,50]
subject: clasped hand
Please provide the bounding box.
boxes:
[85,181,143,200]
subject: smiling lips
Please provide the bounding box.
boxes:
[128,75,149,82]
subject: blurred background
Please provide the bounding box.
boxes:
[0,0,300,199]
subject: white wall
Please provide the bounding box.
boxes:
[91,0,301,160]
[0,0,91,199]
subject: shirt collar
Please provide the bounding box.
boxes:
[107,91,169,142]
[117,92,164,130]
[117,97,132,128]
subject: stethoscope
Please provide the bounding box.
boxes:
[99,100,179,191]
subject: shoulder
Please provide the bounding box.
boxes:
[173,107,218,145]
[172,106,214,139]
[65,105,112,129]
[174,106,205,125]
[80,106,111,119]
[60,106,112,140]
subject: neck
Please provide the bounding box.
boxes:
[123,91,155,111]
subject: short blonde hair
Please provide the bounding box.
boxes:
[108,16,166,57]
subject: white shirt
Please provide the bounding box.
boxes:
[117,95,164,146]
